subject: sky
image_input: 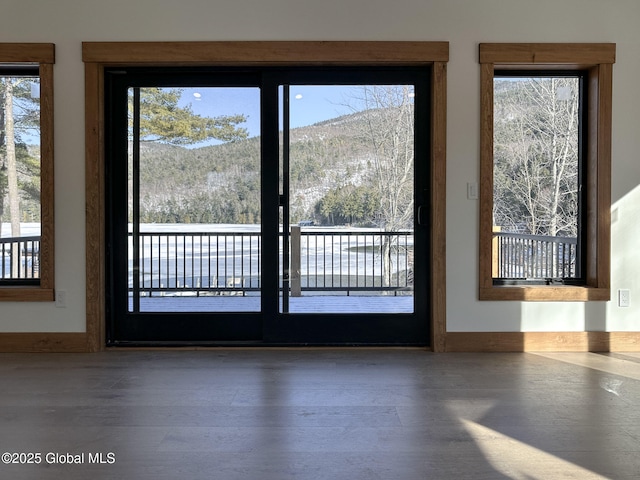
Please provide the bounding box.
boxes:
[178,85,386,147]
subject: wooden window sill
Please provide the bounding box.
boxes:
[0,288,55,302]
[480,285,610,302]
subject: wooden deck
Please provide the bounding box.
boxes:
[132,294,414,313]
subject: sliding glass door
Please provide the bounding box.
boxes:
[105,67,430,345]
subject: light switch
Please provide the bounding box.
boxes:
[467,182,478,200]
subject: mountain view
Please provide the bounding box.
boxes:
[136,111,385,226]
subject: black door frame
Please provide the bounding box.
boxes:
[104,65,431,346]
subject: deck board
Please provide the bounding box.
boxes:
[132,295,413,313]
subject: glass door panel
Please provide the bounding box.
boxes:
[279,85,415,314]
[127,86,262,313]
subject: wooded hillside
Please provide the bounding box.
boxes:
[137,111,376,225]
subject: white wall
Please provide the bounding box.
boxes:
[1,0,639,333]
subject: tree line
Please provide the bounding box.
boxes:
[134,86,416,230]
[3,80,579,242]
[1,76,41,232]
[493,77,580,238]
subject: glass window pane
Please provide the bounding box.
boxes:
[281,84,415,314]
[127,86,261,312]
[493,76,581,280]
[1,73,41,282]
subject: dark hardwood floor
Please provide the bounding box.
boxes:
[1,349,639,479]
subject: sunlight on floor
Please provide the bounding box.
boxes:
[460,418,609,480]
[533,352,640,381]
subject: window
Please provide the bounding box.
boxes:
[0,44,54,301]
[493,72,585,285]
[479,43,614,301]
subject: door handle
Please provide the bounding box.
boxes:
[417,205,428,226]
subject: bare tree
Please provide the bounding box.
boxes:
[3,80,21,240]
[1,76,40,276]
[1,79,23,276]
[493,77,580,238]
[348,85,415,287]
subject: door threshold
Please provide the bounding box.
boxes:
[106,341,430,350]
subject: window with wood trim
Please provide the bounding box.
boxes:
[82,41,448,351]
[479,43,614,301]
[0,44,54,301]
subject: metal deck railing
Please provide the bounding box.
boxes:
[1,230,578,288]
[0,236,40,281]
[128,229,414,297]
[493,231,577,279]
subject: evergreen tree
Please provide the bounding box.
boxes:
[1,76,41,234]
[132,88,248,145]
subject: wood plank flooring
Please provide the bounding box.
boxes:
[1,349,640,479]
